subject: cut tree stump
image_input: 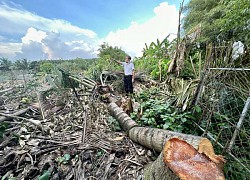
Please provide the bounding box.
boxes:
[108,102,226,180]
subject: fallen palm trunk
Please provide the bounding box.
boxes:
[69,75,96,89]
[108,103,206,151]
[0,87,14,95]
[37,92,46,120]
[0,107,30,122]
[108,102,225,180]
[0,112,46,131]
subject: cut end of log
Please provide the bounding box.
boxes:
[163,138,225,180]
[198,138,226,170]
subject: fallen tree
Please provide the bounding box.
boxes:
[108,102,225,180]
[0,108,30,122]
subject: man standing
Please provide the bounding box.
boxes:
[113,56,135,94]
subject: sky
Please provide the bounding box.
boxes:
[0,0,183,61]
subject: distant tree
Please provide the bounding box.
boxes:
[39,62,54,73]
[29,61,40,72]
[15,58,30,85]
[87,43,127,80]
[98,42,127,60]
[15,58,29,70]
[0,57,12,71]
[72,58,96,71]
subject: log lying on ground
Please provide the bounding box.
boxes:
[108,103,208,151]
[0,108,30,122]
[108,102,225,180]
[108,102,138,132]
[69,75,96,89]
[0,87,14,95]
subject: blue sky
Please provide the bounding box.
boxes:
[0,0,183,60]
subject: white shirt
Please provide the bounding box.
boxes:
[121,62,134,75]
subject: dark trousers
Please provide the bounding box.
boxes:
[124,75,133,94]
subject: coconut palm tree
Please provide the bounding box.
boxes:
[15,58,30,85]
[0,57,12,71]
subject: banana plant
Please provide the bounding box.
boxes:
[136,38,172,80]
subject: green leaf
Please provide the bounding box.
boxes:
[194,105,202,113]
[64,154,71,161]
[56,157,65,164]
[163,124,169,129]
[97,150,104,157]
[181,118,187,123]
[169,117,175,122]
[141,117,148,122]
[163,122,172,130]
[38,171,50,180]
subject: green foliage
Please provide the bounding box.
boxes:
[179,50,203,79]
[224,158,249,180]
[1,173,17,180]
[57,61,78,72]
[98,42,127,60]
[219,0,250,44]
[29,60,39,70]
[39,62,54,73]
[131,99,195,133]
[0,122,8,139]
[25,78,40,90]
[183,0,250,44]
[58,68,79,88]
[56,154,71,165]
[135,87,161,101]
[87,43,127,80]
[134,38,172,80]
[108,116,121,131]
[183,0,224,43]
[15,58,29,70]
[37,58,96,75]
[96,149,105,157]
[0,57,12,71]
[72,58,97,71]
[38,170,50,180]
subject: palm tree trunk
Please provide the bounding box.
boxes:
[22,70,27,86]
[108,103,225,179]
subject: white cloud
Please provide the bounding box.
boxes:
[0,2,99,60]
[21,27,47,44]
[0,42,21,59]
[0,1,179,60]
[105,2,179,57]
[14,28,97,60]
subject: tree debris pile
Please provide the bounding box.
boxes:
[0,78,156,180]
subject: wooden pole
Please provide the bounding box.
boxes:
[228,93,250,151]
